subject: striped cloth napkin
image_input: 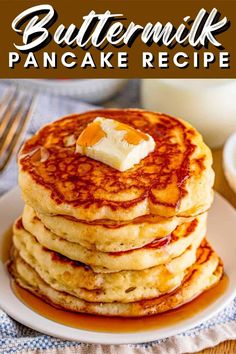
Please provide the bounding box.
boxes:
[1,80,236,354]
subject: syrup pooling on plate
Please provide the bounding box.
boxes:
[11,274,228,333]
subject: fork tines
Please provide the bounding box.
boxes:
[0,87,35,172]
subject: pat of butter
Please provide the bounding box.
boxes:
[76,117,155,171]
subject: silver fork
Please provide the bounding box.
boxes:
[0,87,35,172]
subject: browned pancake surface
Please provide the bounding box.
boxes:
[19,109,209,215]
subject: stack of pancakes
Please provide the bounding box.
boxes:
[9,109,223,317]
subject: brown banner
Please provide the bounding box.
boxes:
[0,0,235,78]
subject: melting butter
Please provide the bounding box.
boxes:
[76,117,155,171]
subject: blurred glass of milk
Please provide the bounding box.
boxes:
[141,79,236,148]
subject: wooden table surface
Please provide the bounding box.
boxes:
[194,148,236,354]
[196,340,236,354]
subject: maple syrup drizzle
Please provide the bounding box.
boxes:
[77,121,106,147]
[19,110,197,210]
[115,121,149,145]
[1,229,228,333]
[109,234,171,256]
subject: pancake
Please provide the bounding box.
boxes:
[13,227,199,303]
[35,207,189,252]
[9,241,223,317]
[18,109,214,221]
[20,212,207,271]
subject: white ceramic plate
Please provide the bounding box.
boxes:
[0,187,236,345]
